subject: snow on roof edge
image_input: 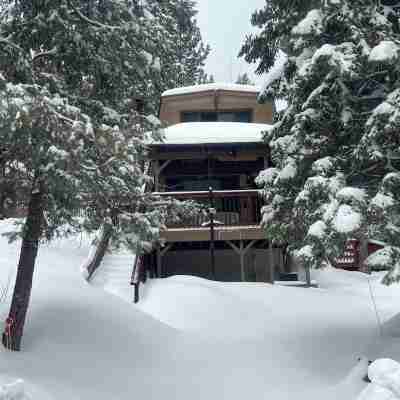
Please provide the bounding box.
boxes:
[150,122,272,146]
[162,83,260,97]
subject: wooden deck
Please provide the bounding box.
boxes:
[161,224,265,242]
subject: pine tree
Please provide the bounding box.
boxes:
[235,73,254,85]
[145,0,210,112]
[198,71,214,84]
[0,0,194,350]
[239,0,319,75]
[243,0,400,281]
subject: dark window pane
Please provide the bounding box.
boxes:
[201,112,218,121]
[182,112,200,122]
[218,112,235,122]
[235,111,252,123]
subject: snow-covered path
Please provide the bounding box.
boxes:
[1,220,400,399]
[91,253,135,301]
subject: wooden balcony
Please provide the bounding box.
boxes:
[155,189,266,242]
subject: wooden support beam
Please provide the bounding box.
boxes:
[240,242,245,282]
[226,240,258,282]
[153,160,172,192]
[244,239,258,254]
[159,160,172,174]
[226,239,257,255]
[226,240,240,254]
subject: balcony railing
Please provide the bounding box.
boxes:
[155,189,263,228]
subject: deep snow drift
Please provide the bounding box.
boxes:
[1,219,400,399]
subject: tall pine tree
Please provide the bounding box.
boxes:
[242,0,400,281]
[0,0,194,350]
[145,0,210,113]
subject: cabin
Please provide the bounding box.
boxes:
[130,83,386,301]
[137,83,298,284]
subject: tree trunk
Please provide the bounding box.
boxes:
[2,189,43,351]
[85,223,113,280]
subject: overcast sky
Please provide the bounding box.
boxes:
[195,0,266,85]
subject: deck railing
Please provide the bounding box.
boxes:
[155,189,263,228]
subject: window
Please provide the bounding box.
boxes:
[181,110,252,123]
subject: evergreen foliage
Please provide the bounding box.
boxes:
[242,0,400,282]
[0,0,187,249]
[198,71,214,84]
[0,0,197,349]
[235,72,254,85]
[145,0,210,113]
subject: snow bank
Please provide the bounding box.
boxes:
[358,359,400,399]
[331,358,370,400]
[162,83,260,97]
[3,218,400,400]
[151,122,272,145]
[0,379,26,400]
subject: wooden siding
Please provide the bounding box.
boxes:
[160,89,274,125]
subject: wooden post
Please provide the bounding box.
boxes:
[156,245,162,278]
[268,240,275,283]
[239,241,245,281]
[209,187,216,280]
[305,265,311,287]
[156,243,172,278]
[359,237,370,273]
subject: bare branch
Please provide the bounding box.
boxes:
[32,47,57,63]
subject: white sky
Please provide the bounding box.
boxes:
[195,0,266,85]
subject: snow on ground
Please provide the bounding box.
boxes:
[2,218,400,399]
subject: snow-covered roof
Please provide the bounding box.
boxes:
[152,122,272,146]
[162,83,260,97]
